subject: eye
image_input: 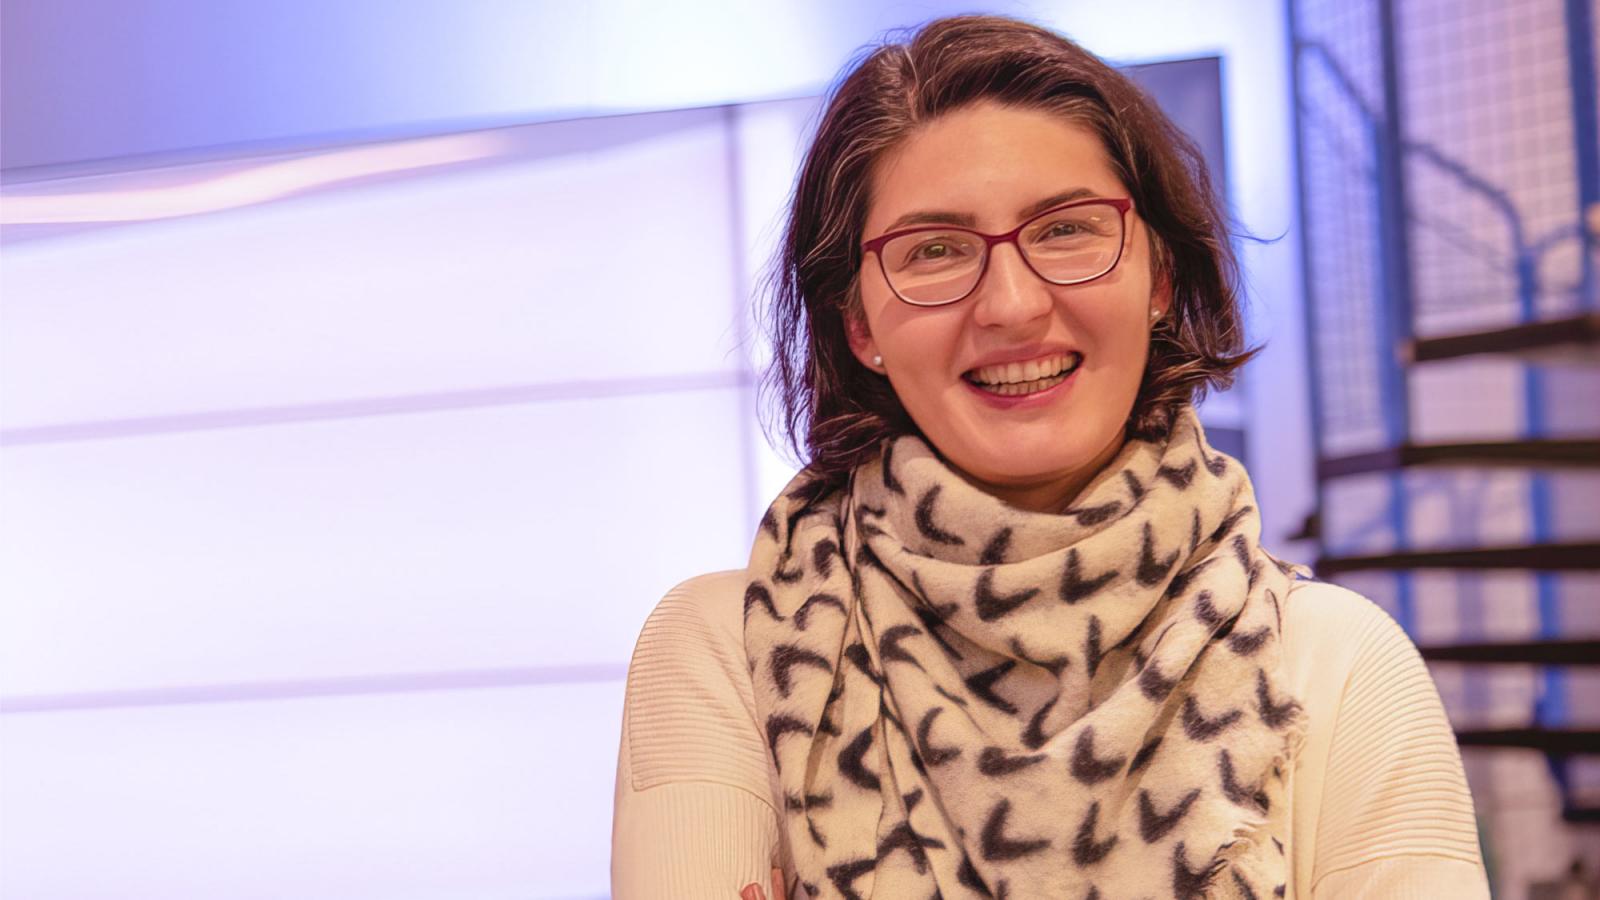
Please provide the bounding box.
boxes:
[1029,213,1112,246]
[894,233,977,269]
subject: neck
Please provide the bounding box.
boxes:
[951,433,1127,515]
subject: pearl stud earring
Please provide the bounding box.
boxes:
[872,354,883,367]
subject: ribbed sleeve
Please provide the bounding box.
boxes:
[612,574,782,900]
[622,579,772,796]
[1306,590,1488,897]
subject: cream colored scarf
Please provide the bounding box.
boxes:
[744,405,1309,900]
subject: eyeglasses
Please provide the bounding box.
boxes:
[860,197,1133,307]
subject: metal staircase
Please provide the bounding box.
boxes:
[1302,313,1600,823]
[1290,0,1600,827]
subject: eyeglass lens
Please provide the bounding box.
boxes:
[879,202,1124,305]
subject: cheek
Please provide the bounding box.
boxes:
[869,292,961,360]
[1100,319,1154,375]
[1083,279,1156,353]
[876,317,969,421]
[1109,310,1154,350]
[855,275,903,345]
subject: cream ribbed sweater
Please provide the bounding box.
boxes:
[611,571,1489,899]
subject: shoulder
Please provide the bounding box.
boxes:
[612,573,785,895]
[628,570,754,698]
[1280,580,1487,889]
[637,569,750,658]
[1281,577,1399,637]
[1280,578,1418,687]
[1279,577,1437,750]
[622,570,767,793]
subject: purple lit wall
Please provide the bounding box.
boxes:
[2,104,801,899]
[1,3,1311,897]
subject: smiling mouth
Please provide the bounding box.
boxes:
[963,352,1083,396]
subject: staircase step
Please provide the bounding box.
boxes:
[1453,728,1600,753]
[1319,439,1600,479]
[1404,312,1600,364]
[1317,542,1600,574]
[1419,639,1600,665]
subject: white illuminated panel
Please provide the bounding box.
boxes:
[728,98,818,516]
[1,99,771,900]
[1,387,749,698]
[1,109,742,432]
[1,681,624,900]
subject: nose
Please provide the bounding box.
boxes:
[970,240,1054,328]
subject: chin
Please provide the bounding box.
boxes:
[962,438,1099,487]
[941,410,1118,484]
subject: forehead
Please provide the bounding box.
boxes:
[865,101,1121,232]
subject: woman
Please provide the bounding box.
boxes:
[612,15,1488,899]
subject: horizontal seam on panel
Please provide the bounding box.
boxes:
[1,370,753,446]
[1,662,629,713]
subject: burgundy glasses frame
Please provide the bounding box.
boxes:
[859,197,1135,307]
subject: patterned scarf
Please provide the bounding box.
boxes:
[743,405,1310,900]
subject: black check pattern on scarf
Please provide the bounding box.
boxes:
[744,405,1310,900]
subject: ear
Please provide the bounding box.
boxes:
[844,308,883,372]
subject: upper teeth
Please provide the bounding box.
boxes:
[969,353,1081,385]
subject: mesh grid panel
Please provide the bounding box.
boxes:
[1399,0,1584,333]
[1292,0,1599,864]
[1296,0,1392,456]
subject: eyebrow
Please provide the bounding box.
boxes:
[881,187,1099,232]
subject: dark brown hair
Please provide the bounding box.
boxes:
[758,14,1260,488]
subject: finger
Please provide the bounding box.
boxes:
[771,866,787,900]
[739,882,765,900]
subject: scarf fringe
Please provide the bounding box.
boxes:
[1202,704,1310,899]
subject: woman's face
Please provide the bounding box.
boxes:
[848,100,1168,513]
